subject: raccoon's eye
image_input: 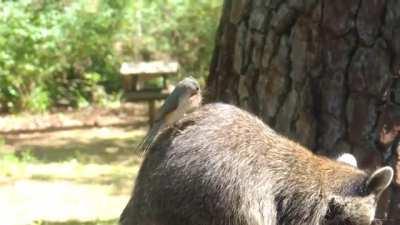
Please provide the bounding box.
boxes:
[325,208,336,221]
[325,207,339,223]
[327,199,344,216]
[325,198,347,225]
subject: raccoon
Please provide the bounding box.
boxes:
[120,103,393,225]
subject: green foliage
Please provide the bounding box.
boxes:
[125,0,221,80]
[0,0,222,112]
[0,0,127,112]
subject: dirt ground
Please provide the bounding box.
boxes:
[0,104,150,225]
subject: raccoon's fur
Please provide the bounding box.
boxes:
[120,103,393,225]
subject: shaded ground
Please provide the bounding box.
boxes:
[0,104,149,225]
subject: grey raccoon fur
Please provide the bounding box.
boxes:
[120,103,393,225]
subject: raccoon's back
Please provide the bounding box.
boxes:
[126,103,282,225]
[162,103,315,174]
[123,103,365,225]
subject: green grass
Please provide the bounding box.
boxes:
[0,130,143,194]
[0,151,35,178]
[0,126,146,224]
[0,137,5,146]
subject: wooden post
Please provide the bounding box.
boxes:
[148,100,155,125]
[162,75,167,89]
[133,76,140,91]
[122,76,133,92]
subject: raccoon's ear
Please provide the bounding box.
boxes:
[366,166,393,196]
[336,153,358,167]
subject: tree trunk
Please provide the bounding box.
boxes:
[206,0,400,224]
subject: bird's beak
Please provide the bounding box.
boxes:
[190,88,200,97]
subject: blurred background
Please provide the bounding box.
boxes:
[0,0,222,224]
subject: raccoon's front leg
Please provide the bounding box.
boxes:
[240,194,277,225]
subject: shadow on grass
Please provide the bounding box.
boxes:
[17,138,141,164]
[1,124,145,194]
[0,121,148,135]
[7,125,146,165]
[37,219,117,225]
[31,172,137,196]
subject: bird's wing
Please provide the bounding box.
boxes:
[154,87,183,122]
[138,89,184,152]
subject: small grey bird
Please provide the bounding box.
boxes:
[139,76,202,151]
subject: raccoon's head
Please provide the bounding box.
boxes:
[324,166,393,225]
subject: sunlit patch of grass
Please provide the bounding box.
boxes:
[0,151,141,195]
[33,219,117,225]
[1,125,145,224]
[0,150,37,179]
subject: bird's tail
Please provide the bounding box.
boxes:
[136,121,162,152]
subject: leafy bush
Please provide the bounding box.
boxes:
[0,0,127,112]
[124,0,221,81]
[0,0,221,112]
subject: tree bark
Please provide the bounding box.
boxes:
[206,0,400,224]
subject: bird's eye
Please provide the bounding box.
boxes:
[190,89,198,96]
